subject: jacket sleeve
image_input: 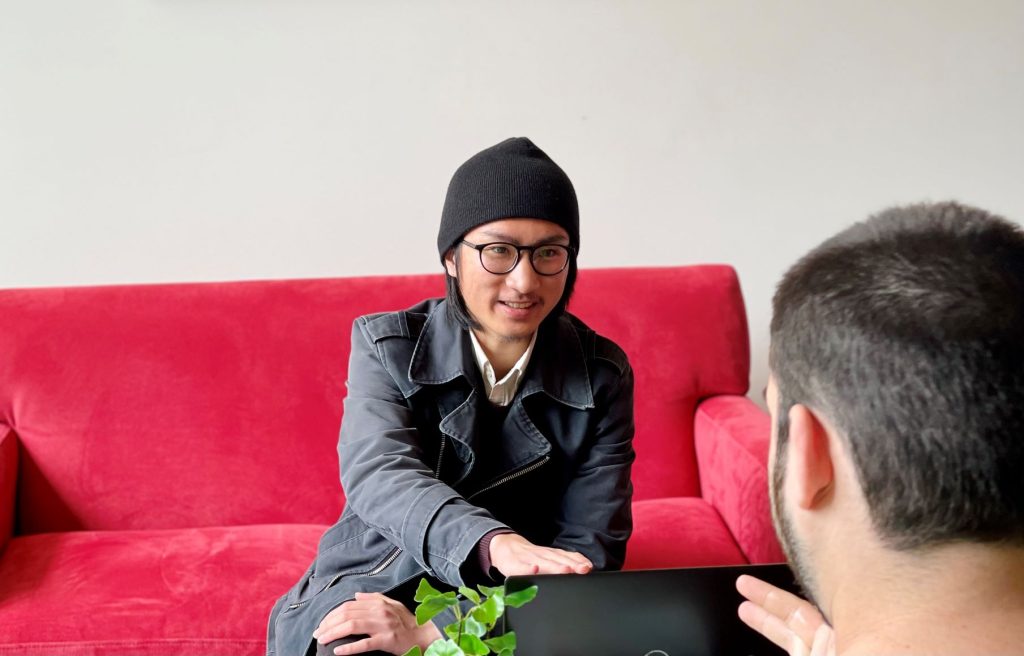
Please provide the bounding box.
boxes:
[338,319,508,586]
[550,361,635,570]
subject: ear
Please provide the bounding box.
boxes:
[443,249,458,278]
[786,404,835,510]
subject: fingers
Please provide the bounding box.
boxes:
[313,616,373,647]
[489,534,594,577]
[737,575,825,643]
[314,592,429,656]
[503,550,577,576]
[529,548,592,575]
[314,596,393,645]
[737,574,808,613]
[738,600,809,655]
[736,575,830,656]
[354,591,403,607]
[331,636,379,656]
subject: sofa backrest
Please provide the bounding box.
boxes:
[0,266,749,533]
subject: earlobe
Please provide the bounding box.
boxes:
[787,404,835,510]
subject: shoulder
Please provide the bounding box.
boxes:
[560,313,631,377]
[349,299,446,396]
[355,298,440,344]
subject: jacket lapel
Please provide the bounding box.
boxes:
[407,303,593,483]
[520,315,595,410]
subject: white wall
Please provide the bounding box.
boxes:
[3,0,1023,398]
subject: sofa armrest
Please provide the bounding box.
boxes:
[694,396,785,564]
[0,426,16,552]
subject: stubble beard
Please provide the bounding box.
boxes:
[771,425,826,617]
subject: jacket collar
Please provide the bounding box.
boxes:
[408,300,594,410]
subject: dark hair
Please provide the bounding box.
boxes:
[770,201,1024,549]
[444,243,578,329]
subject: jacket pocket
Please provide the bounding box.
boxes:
[313,514,398,581]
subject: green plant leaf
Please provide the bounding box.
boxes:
[401,648,423,656]
[458,586,481,605]
[456,634,489,656]
[415,592,459,625]
[443,615,487,641]
[477,584,501,597]
[463,615,487,638]
[483,632,516,652]
[424,639,464,656]
[486,587,506,616]
[470,595,500,627]
[504,585,538,608]
[415,578,444,603]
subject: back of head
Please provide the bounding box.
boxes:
[770,201,1024,550]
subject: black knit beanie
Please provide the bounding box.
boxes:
[437,137,579,261]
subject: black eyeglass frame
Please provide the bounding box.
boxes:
[460,240,576,276]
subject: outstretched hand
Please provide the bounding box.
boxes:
[313,592,441,655]
[489,532,593,577]
[736,574,835,656]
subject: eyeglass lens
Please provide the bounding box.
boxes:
[479,243,570,275]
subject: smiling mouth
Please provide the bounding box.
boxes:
[500,300,536,310]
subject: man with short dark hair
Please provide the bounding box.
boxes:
[738,202,1024,654]
[267,138,635,656]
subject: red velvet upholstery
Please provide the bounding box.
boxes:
[0,266,781,655]
[626,498,747,570]
[0,427,15,554]
[695,396,787,564]
[0,525,321,656]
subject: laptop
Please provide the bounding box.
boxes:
[503,563,801,656]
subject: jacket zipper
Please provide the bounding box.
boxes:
[467,456,550,501]
[434,434,447,478]
[367,546,402,576]
[367,435,450,578]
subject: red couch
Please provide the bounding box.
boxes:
[0,266,782,656]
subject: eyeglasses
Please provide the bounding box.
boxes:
[460,240,574,276]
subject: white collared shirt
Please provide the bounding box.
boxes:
[468,330,537,407]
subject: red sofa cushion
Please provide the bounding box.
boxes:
[695,396,786,564]
[0,525,322,656]
[571,267,750,500]
[625,497,747,570]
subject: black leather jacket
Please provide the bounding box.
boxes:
[268,299,635,655]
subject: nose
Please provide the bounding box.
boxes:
[505,254,541,295]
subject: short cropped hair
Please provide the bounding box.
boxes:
[444,243,578,329]
[771,201,1024,549]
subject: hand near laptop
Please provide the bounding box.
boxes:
[313,532,591,655]
[489,532,594,576]
[736,575,835,656]
[313,592,441,655]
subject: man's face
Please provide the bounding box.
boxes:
[445,218,570,345]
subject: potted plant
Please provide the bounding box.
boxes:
[402,578,538,656]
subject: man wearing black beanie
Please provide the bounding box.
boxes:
[268,138,635,656]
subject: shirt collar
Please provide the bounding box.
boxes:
[409,300,594,409]
[468,330,537,406]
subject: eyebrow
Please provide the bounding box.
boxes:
[477,230,570,245]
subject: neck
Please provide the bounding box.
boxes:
[825,542,1024,655]
[472,329,533,380]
